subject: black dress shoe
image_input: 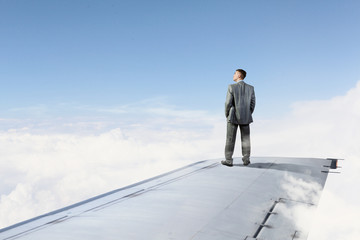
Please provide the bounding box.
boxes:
[221,160,233,167]
[243,159,251,166]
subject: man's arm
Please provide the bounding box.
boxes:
[250,87,256,113]
[225,85,233,117]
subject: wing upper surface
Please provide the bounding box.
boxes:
[0,157,338,240]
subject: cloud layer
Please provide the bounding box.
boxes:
[1,81,360,239]
[0,108,225,228]
[251,81,360,240]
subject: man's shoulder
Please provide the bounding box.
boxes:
[243,82,254,90]
[228,81,254,89]
[227,83,238,91]
[232,81,254,88]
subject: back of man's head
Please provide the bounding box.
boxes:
[236,69,247,79]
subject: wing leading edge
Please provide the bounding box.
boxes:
[0,157,339,240]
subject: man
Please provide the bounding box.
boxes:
[222,69,256,167]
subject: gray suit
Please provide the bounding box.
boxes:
[224,81,256,163]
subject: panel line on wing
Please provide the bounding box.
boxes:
[80,163,220,213]
[3,216,70,240]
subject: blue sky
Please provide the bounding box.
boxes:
[1,0,359,122]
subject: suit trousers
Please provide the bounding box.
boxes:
[225,122,251,162]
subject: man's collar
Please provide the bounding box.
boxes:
[236,79,244,83]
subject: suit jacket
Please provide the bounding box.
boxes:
[225,81,256,125]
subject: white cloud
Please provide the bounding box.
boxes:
[0,110,225,228]
[278,173,323,238]
[251,80,360,240]
[1,81,360,239]
[281,173,322,204]
[252,81,360,160]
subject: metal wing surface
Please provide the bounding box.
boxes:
[0,157,339,240]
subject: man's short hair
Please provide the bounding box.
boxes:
[236,69,247,79]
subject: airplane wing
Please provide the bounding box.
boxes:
[0,157,339,240]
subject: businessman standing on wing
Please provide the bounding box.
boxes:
[222,69,256,167]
